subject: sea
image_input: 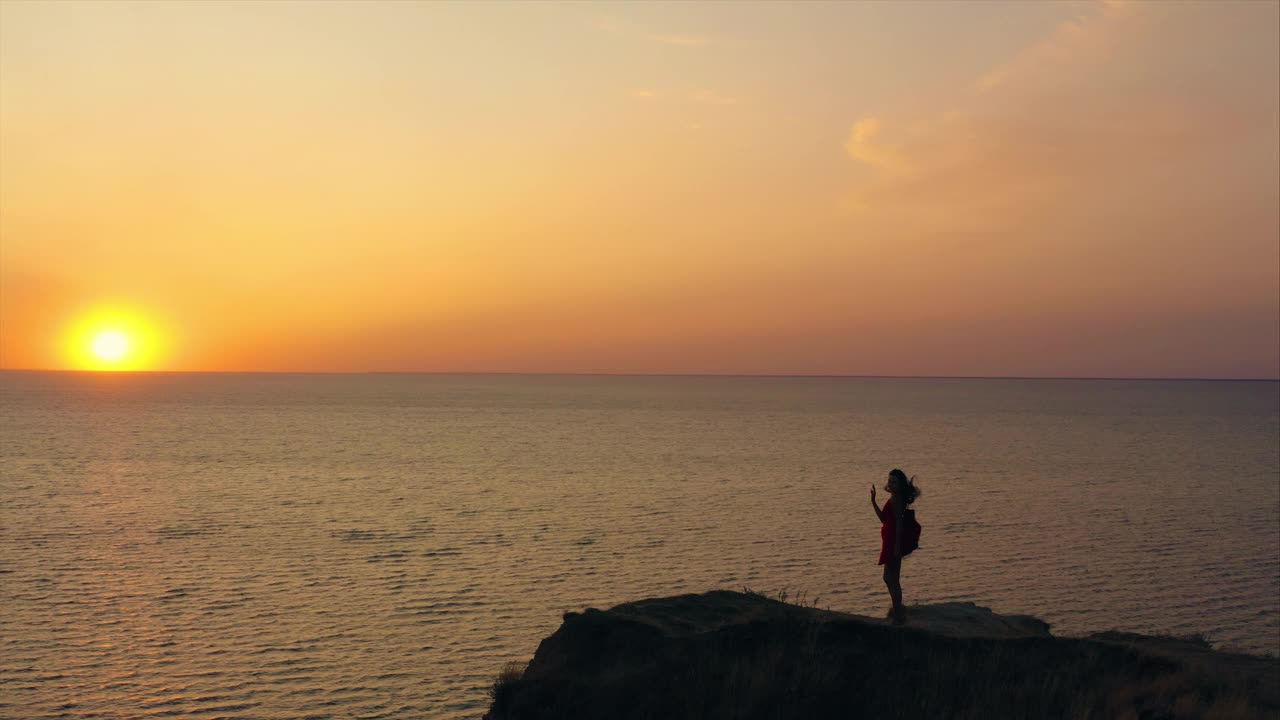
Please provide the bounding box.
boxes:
[2,371,1277,719]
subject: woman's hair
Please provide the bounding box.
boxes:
[886,468,922,506]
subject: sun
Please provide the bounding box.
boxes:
[64,306,164,371]
[90,329,131,364]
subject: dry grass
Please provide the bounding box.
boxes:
[487,661,525,715]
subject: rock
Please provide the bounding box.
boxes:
[901,601,1051,639]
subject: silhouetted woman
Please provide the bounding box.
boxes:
[871,468,922,624]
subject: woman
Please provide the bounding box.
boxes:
[871,468,921,624]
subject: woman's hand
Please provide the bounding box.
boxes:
[870,485,876,502]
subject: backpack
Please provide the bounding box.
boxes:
[901,509,922,556]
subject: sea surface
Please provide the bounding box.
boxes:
[2,372,1277,719]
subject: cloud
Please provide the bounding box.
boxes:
[841,0,1158,229]
[833,0,1278,365]
[975,0,1140,91]
[844,117,912,177]
[629,89,658,100]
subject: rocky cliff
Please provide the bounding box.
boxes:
[485,590,1277,719]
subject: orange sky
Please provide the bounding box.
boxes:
[2,0,1277,377]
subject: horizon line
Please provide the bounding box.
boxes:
[1,368,1277,382]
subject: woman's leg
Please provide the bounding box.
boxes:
[883,560,904,622]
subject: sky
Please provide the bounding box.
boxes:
[1,0,1277,377]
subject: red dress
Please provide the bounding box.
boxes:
[878,498,899,566]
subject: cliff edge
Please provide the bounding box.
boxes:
[486,590,1277,720]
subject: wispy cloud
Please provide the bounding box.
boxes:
[629,89,658,100]
[825,0,1277,376]
[843,0,1156,230]
[975,0,1139,91]
[844,117,912,177]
